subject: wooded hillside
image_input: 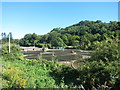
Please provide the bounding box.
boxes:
[19,20,120,50]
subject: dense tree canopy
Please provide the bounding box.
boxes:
[18,20,119,50]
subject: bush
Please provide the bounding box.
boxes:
[1,57,57,88]
[76,39,120,89]
[2,43,22,60]
[89,39,120,62]
[2,67,27,88]
[77,61,120,89]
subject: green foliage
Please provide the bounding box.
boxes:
[19,20,119,50]
[19,33,40,46]
[51,37,66,47]
[36,43,45,48]
[77,60,120,89]
[1,57,57,88]
[90,38,120,62]
[1,20,120,89]
[75,38,120,89]
[13,39,20,45]
[1,32,13,44]
[50,65,79,87]
[1,41,120,89]
[2,43,22,60]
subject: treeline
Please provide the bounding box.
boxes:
[19,20,119,50]
[1,36,120,89]
[1,32,13,43]
[1,32,20,45]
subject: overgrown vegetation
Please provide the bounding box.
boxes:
[1,44,22,61]
[1,39,120,89]
[1,20,120,89]
[76,39,120,89]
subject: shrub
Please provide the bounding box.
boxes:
[77,61,120,89]
[1,57,57,88]
[2,43,22,60]
[89,39,120,62]
[2,67,27,88]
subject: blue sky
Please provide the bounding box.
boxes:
[2,2,118,39]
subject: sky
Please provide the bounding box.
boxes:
[1,2,118,39]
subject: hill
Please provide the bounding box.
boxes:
[18,20,119,50]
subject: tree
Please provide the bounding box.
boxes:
[51,37,66,47]
[13,39,20,45]
[19,33,41,46]
[90,38,120,62]
[61,34,69,45]
[1,32,7,44]
[7,32,13,43]
[9,32,13,39]
[19,20,120,50]
[2,43,22,60]
[95,20,102,23]
[50,27,61,32]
